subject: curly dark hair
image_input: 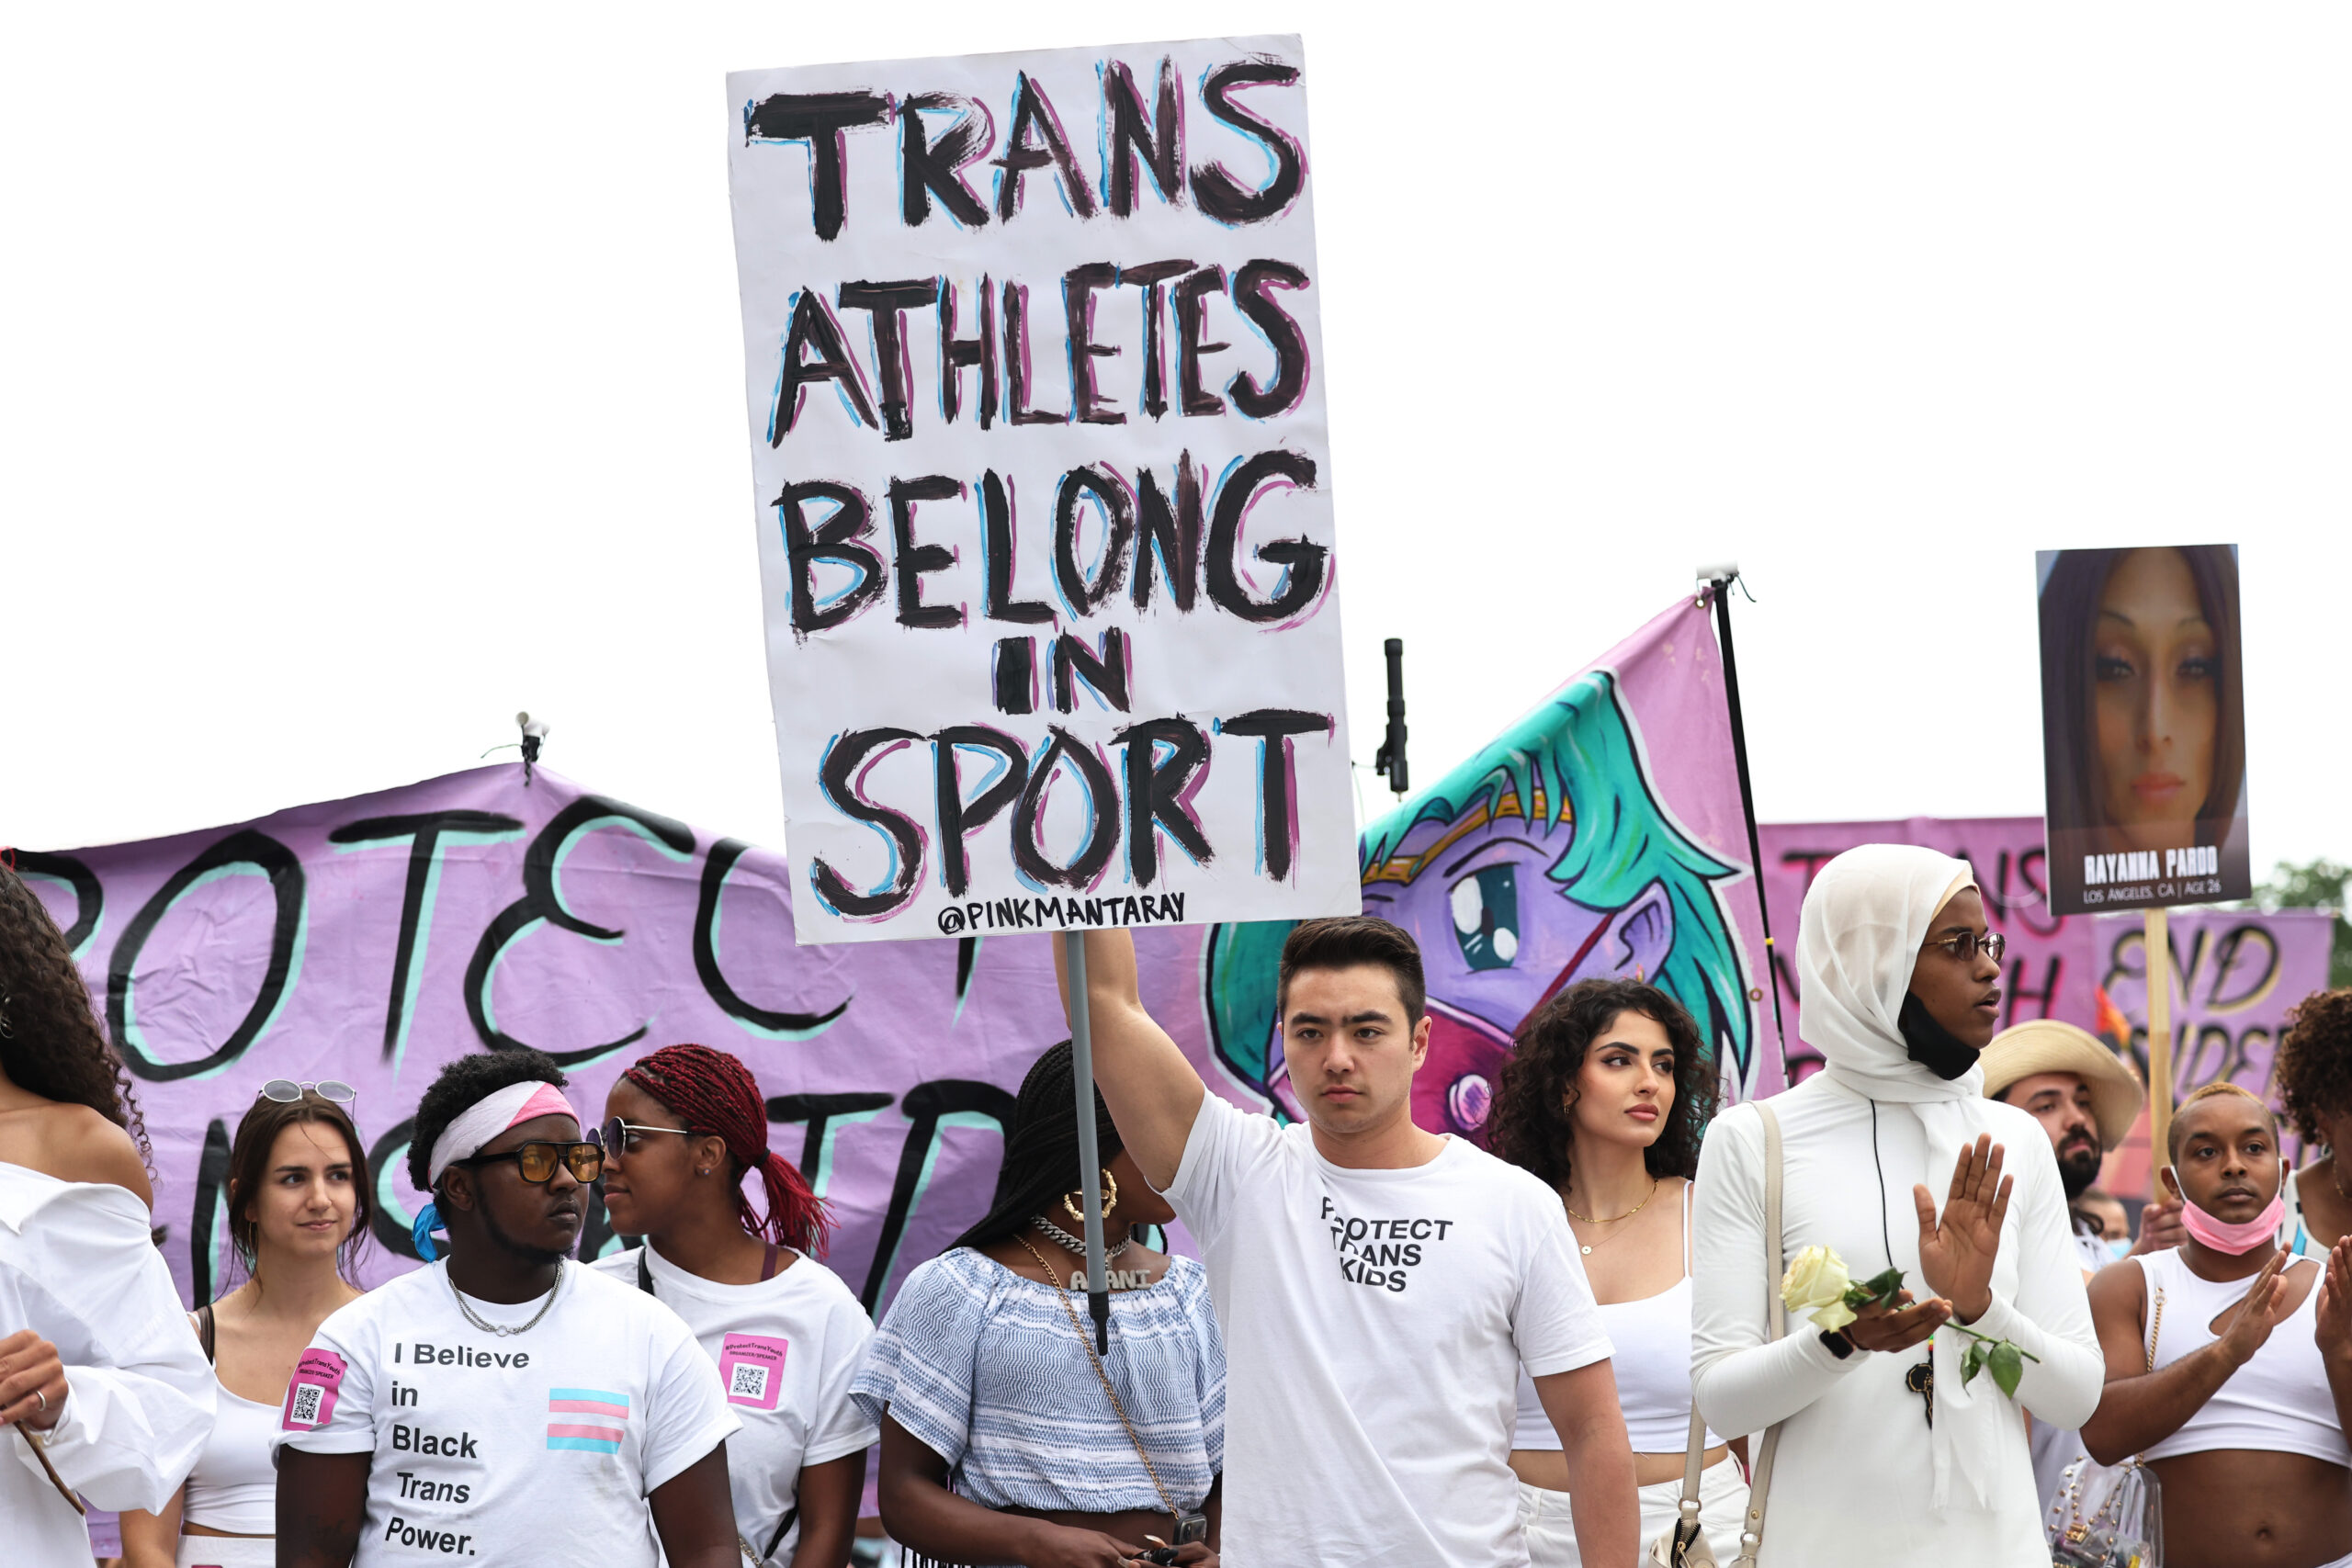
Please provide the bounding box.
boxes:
[0,864,150,1163]
[2278,987,2352,1145]
[1488,978,1716,1190]
[406,1049,566,1193]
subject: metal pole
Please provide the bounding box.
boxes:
[1702,569,1789,1069]
[1375,637,1410,797]
[2146,907,2173,1192]
[1062,930,1111,1352]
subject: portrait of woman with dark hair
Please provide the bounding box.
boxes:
[2038,544,2249,909]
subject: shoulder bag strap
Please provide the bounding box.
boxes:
[1666,1404,1708,1551]
[197,1302,217,1364]
[1731,1103,1787,1568]
[1669,1183,1706,1542]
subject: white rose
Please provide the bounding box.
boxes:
[1781,1245,1852,1314]
[1810,1297,1858,1334]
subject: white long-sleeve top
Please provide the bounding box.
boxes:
[1690,1072,2103,1566]
[0,1161,214,1565]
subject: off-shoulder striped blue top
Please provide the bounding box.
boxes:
[850,1247,1224,1512]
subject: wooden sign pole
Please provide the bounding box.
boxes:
[2146,906,2173,1187]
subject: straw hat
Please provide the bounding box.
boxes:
[1979,1020,2144,1151]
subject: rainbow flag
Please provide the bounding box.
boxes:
[547,1388,629,1454]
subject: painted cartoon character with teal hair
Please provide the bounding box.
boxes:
[1204,669,1753,1144]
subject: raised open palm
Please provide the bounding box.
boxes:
[1915,1134,2011,1324]
[2221,1250,2294,1367]
[2314,1237,2352,1361]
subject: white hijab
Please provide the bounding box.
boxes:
[1794,842,1999,1511]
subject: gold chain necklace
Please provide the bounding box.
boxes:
[1564,1178,1658,1257]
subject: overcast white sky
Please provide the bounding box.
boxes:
[6,5,2346,875]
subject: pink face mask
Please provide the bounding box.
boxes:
[2179,1192,2287,1255]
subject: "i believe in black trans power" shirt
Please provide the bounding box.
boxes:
[274,1260,737,1564]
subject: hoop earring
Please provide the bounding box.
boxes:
[1063,1167,1118,1224]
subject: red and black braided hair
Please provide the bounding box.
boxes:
[621,1043,832,1257]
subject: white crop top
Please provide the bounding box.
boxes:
[2137,1247,2351,1469]
[180,1379,282,1532]
[1514,1185,1721,1453]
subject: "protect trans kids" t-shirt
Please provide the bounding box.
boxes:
[274,1260,737,1565]
[1166,1092,1611,1568]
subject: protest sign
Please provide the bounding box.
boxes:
[727,37,1355,944]
[2094,907,2336,1181]
[2035,545,2251,917]
[1204,593,1781,1123]
[1758,816,2098,1081]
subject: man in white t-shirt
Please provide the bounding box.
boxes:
[276,1053,741,1567]
[1063,920,1637,1567]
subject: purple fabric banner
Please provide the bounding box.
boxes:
[23,595,1775,1319]
[2093,907,2335,1168]
[20,767,1230,1313]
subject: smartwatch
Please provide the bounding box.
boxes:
[1818,1327,1856,1359]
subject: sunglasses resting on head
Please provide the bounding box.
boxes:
[259,1078,356,1105]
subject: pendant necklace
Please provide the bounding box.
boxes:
[1565,1178,1658,1256]
[447,1259,566,1337]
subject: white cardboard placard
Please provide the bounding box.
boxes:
[728,36,1357,943]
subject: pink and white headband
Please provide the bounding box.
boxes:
[424,1080,577,1188]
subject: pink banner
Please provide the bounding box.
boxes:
[1754,819,2331,1159]
[1758,816,2098,1083]
[1199,592,1778,1124]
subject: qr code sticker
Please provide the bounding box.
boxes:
[289,1383,323,1426]
[729,1364,769,1401]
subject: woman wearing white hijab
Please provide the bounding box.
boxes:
[1689,844,2102,1563]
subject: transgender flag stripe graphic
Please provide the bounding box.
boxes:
[547,1387,629,1453]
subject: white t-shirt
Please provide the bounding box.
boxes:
[274,1260,738,1566]
[591,1244,879,1562]
[1166,1092,1612,1568]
